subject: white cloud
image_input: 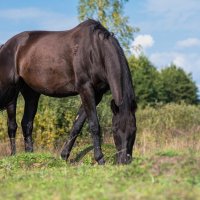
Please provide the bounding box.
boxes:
[150,52,177,68]
[131,34,154,55]
[150,52,190,70]
[173,55,187,68]
[149,51,200,86]
[177,38,200,48]
[149,51,200,91]
[133,34,154,49]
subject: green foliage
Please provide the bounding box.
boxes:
[0,111,7,140]
[0,97,200,199]
[78,0,138,53]
[0,153,65,170]
[158,64,198,104]
[0,95,82,149]
[1,96,200,155]
[129,55,160,106]
[137,103,200,132]
[135,103,200,155]
[156,150,181,157]
[0,151,200,199]
[34,96,80,148]
[128,55,199,106]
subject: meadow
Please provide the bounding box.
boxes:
[0,96,200,199]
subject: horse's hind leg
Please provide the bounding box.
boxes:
[6,98,18,155]
[61,105,86,160]
[21,87,40,152]
[61,93,103,161]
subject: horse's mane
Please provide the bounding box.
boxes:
[82,19,114,39]
[93,21,114,39]
[85,20,137,111]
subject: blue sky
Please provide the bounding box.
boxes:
[0,0,200,89]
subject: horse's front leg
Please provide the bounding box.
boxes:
[61,93,103,161]
[79,83,105,165]
[21,88,40,152]
[6,99,18,155]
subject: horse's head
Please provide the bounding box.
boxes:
[111,99,137,164]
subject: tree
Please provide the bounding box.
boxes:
[128,55,160,106]
[128,56,199,106]
[158,64,198,104]
[78,0,138,53]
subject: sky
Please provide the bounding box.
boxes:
[0,0,200,89]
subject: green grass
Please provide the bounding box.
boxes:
[1,99,200,199]
[155,149,182,157]
[0,146,200,200]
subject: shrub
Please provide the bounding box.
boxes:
[0,95,200,154]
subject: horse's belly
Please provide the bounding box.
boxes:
[20,66,77,97]
[40,82,78,97]
[25,80,77,97]
[19,53,76,96]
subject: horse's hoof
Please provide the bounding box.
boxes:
[10,152,16,156]
[25,147,33,153]
[61,151,69,161]
[25,142,33,153]
[97,157,105,165]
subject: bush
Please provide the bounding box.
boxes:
[135,103,200,155]
[0,95,200,154]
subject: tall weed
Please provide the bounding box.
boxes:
[0,95,200,156]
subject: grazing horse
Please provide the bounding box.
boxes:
[0,19,137,164]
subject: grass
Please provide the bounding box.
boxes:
[1,103,200,199]
[0,145,200,200]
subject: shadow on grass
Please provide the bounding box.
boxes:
[70,145,94,163]
[68,143,117,164]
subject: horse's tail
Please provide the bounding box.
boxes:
[0,41,20,110]
[0,86,17,110]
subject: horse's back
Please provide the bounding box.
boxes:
[1,20,108,97]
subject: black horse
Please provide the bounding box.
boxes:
[0,19,137,164]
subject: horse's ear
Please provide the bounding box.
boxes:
[111,99,119,115]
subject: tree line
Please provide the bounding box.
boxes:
[128,55,198,107]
